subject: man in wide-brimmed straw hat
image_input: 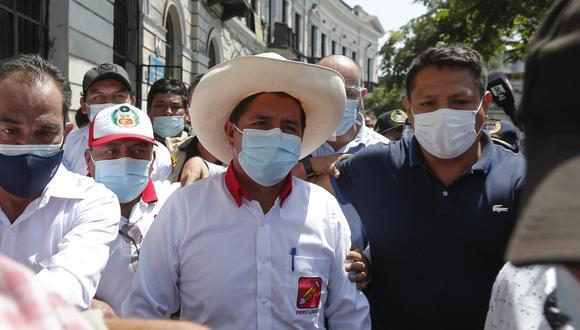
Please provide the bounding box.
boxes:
[123,53,371,329]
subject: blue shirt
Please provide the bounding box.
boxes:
[312,119,389,249]
[331,133,526,330]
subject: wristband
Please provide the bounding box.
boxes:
[302,155,316,178]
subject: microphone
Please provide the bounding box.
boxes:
[487,71,518,126]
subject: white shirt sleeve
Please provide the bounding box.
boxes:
[121,195,181,318]
[484,262,555,330]
[324,199,371,329]
[34,190,120,310]
[152,144,173,182]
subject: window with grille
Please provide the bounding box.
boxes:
[113,0,140,100]
[0,0,49,59]
[293,13,301,51]
[165,14,174,71]
[113,0,139,67]
[309,25,317,61]
[321,33,326,58]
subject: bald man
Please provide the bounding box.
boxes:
[293,55,388,252]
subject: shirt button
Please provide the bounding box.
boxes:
[442,191,449,197]
[260,297,268,304]
[259,258,268,264]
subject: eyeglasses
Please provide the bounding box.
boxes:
[119,222,143,272]
[345,85,366,99]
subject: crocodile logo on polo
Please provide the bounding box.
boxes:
[111,105,140,128]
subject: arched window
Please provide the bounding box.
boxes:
[208,41,217,69]
[165,14,175,70]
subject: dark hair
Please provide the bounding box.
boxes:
[229,92,307,131]
[74,107,90,128]
[405,44,487,99]
[0,54,72,123]
[147,78,188,112]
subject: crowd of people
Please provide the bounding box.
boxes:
[0,0,579,329]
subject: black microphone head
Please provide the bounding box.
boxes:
[487,71,517,124]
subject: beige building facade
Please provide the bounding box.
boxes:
[1,0,384,116]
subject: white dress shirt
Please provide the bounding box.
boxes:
[485,262,556,330]
[96,180,179,313]
[311,114,389,249]
[122,171,370,329]
[0,165,120,309]
[63,127,173,182]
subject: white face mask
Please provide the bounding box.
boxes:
[89,103,116,121]
[412,100,483,159]
[556,266,580,328]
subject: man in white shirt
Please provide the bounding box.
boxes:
[62,63,172,181]
[123,53,371,329]
[84,104,180,315]
[0,54,119,309]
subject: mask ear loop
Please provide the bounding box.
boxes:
[474,98,486,136]
[231,123,243,160]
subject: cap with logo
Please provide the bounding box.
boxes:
[375,109,408,135]
[89,104,157,147]
[83,63,133,94]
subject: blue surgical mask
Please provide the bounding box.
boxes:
[234,126,301,187]
[0,143,63,198]
[335,99,358,136]
[153,116,184,138]
[93,157,150,203]
[89,103,116,121]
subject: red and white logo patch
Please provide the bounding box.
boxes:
[296,277,322,309]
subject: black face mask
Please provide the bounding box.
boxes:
[0,151,63,198]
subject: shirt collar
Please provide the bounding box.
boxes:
[408,132,495,174]
[224,163,293,207]
[140,179,158,204]
[470,132,495,174]
[43,165,88,199]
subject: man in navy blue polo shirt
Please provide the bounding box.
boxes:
[317,44,526,329]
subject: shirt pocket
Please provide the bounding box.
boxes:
[283,254,332,328]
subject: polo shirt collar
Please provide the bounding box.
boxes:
[224,163,293,207]
[408,132,495,174]
[470,132,494,174]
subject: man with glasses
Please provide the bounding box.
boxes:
[85,104,179,315]
[293,55,388,252]
[63,63,172,182]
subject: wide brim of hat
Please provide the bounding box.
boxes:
[506,131,580,266]
[189,56,346,164]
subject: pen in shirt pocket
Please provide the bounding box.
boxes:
[290,247,296,272]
